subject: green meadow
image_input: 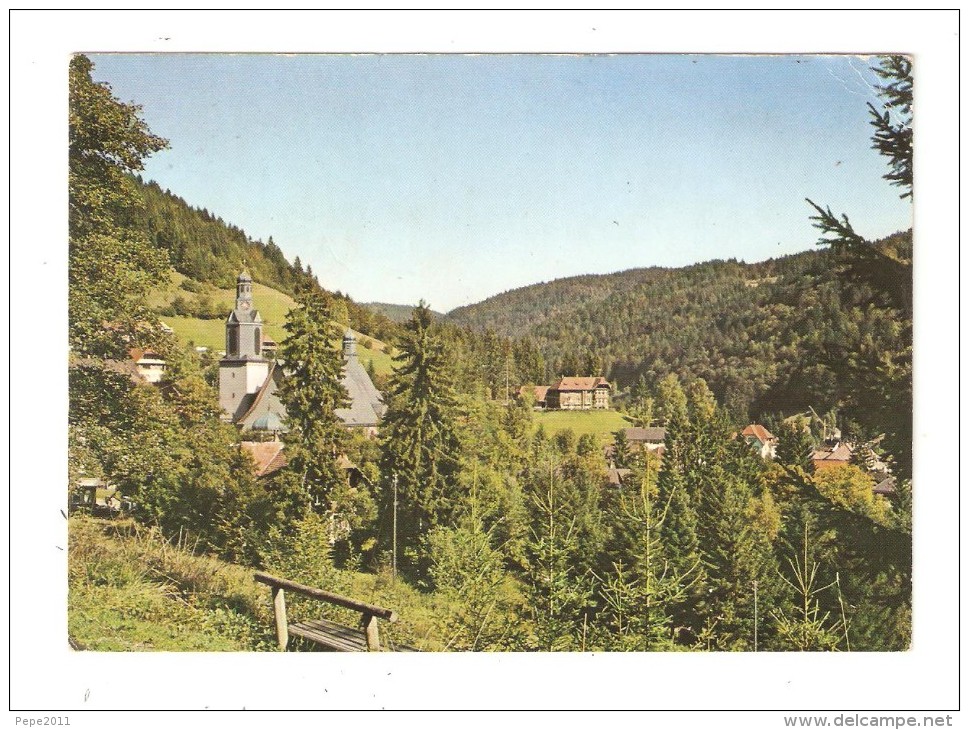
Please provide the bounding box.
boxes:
[533,409,632,444]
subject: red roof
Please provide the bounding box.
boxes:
[518,385,549,402]
[240,441,287,478]
[550,376,611,392]
[742,424,776,443]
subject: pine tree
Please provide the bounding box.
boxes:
[654,408,705,639]
[772,522,847,651]
[656,373,688,426]
[774,418,816,475]
[598,469,701,650]
[427,478,524,651]
[805,55,913,478]
[629,374,655,428]
[694,467,782,651]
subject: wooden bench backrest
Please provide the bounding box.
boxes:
[254,571,398,651]
[254,572,398,621]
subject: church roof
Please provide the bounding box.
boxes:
[237,362,286,429]
[233,355,385,431]
[335,355,386,427]
[227,307,262,325]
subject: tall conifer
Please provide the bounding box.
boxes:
[278,290,350,514]
[378,303,463,575]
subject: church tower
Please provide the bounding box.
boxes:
[219,271,270,422]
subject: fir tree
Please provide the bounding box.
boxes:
[654,408,705,639]
[694,468,782,651]
[278,289,350,514]
[378,302,464,577]
[598,469,701,650]
[612,428,632,469]
[427,478,524,651]
[522,454,595,651]
[772,522,847,651]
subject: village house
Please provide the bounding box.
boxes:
[545,376,612,410]
[811,441,854,471]
[516,385,549,409]
[741,424,777,459]
[128,347,166,384]
[605,466,633,488]
[240,439,288,479]
[622,426,667,452]
[873,475,897,496]
[218,271,386,435]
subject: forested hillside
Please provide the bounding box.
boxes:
[447,231,912,423]
[135,179,398,343]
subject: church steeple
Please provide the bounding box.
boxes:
[219,270,269,422]
[235,270,253,310]
[224,270,263,359]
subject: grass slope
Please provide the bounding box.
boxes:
[68,516,444,652]
[152,271,396,375]
[533,409,632,444]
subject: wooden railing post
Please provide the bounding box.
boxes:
[272,586,289,651]
[362,614,380,651]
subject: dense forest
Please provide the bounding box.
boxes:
[68,53,913,653]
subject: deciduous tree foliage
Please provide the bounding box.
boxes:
[70,54,170,359]
[69,55,278,563]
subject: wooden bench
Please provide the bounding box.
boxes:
[254,571,407,652]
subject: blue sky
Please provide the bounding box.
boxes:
[90,53,913,312]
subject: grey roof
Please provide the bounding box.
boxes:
[873,476,897,495]
[623,427,667,443]
[227,307,262,325]
[237,363,287,431]
[605,467,632,486]
[335,354,386,427]
[235,350,385,431]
